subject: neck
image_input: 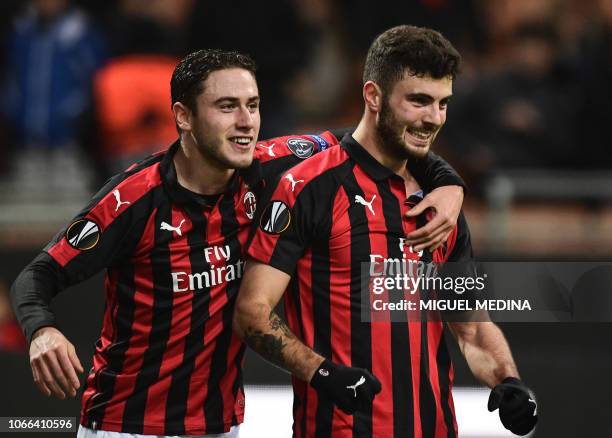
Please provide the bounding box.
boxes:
[352,113,409,178]
[173,135,235,195]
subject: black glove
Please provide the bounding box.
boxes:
[310,359,382,414]
[488,377,538,436]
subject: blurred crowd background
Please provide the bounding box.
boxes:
[0,0,611,342]
[0,2,611,436]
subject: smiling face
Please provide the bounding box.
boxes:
[376,72,452,160]
[187,68,260,169]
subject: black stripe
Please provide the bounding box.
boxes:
[203,194,243,432]
[437,329,457,438]
[122,193,175,433]
[85,263,135,428]
[288,279,308,438]
[230,344,246,426]
[343,168,374,438]
[377,180,415,438]
[164,205,210,434]
[84,189,158,428]
[311,196,334,438]
[414,212,438,438]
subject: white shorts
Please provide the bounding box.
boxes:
[76,424,240,438]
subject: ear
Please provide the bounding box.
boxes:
[172,102,192,132]
[363,81,383,113]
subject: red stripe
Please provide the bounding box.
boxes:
[209,204,236,429]
[247,147,350,267]
[329,187,354,432]
[427,323,448,437]
[410,319,423,437]
[183,207,215,432]
[394,182,426,437]
[448,362,458,435]
[344,168,393,437]
[284,265,306,437]
[143,206,193,431]
[100,209,158,430]
[48,163,162,268]
[80,269,119,423]
[295,249,317,438]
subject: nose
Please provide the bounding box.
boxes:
[236,105,255,130]
[423,104,444,127]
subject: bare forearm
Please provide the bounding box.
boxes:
[451,321,518,388]
[234,304,324,382]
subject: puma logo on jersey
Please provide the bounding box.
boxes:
[354,194,376,215]
[257,142,276,157]
[529,398,537,416]
[346,376,366,398]
[160,219,185,236]
[284,173,304,192]
[113,189,130,212]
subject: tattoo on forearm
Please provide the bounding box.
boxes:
[243,311,297,370]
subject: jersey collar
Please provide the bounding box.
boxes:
[160,140,263,206]
[340,134,405,182]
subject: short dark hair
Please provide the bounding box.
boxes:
[363,25,461,94]
[171,49,257,113]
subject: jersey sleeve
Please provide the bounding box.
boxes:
[445,211,473,262]
[247,168,322,276]
[408,151,466,192]
[10,171,153,341]
[254,131,339,185]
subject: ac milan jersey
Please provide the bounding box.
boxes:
[34,132,338,435]
[11,130,464,436]
[248,134,474,438]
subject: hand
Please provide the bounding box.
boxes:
[29,327,84,399]
[405,185,464,252]
[310,359,382,414]
[488,377,538,436]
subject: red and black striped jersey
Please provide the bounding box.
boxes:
[14,132,338,436]
[248,134,474,438]
[11,131,465,436]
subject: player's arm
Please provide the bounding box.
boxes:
[233,259,381,414]
[447,320,537,435]
[405,150,465,252]
[10,171,146,399]
[236,170,381,414]
[447,319,518,388]
[233,260,324,381]
[11,254,83,399]
[443,215,537,436]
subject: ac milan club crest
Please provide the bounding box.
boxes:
[243,191,257,220]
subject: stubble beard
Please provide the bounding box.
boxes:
[377,98,433,161]
[191,127,253,171]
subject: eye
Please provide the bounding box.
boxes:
[248,102,259,113]
[220,103,237,112]
[408,96,430,107]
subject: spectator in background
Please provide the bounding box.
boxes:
[82,0,193,184]
[0,0,107,199]
[186,0,313,138]
[442,21,577,189]
[572,0,612,169]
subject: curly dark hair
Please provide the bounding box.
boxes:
[363,25,461,95]
[171,49,257,114]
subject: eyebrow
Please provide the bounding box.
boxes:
[214,96,260,105]
[406,93,453,102]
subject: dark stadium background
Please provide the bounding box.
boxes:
[0,0,610,437]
